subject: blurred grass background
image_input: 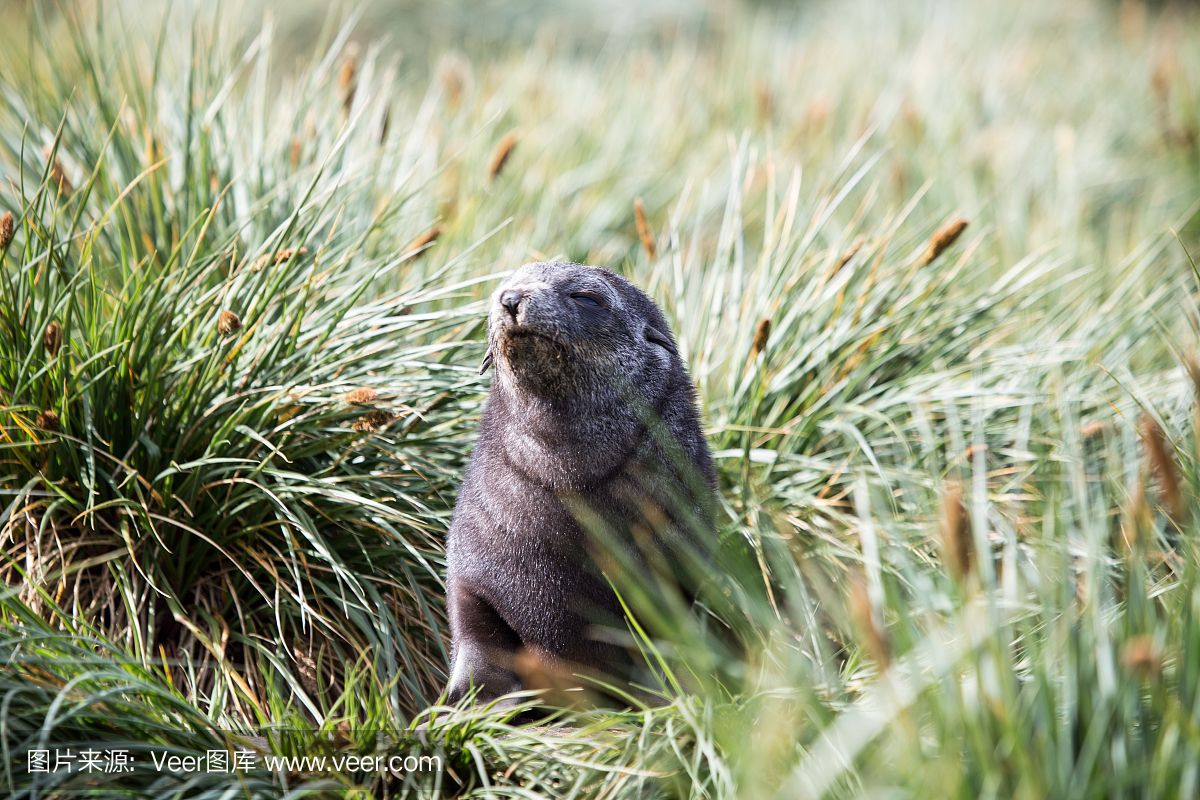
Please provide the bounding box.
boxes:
[2,0,1200,797]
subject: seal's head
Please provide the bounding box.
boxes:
[482,261,678,400]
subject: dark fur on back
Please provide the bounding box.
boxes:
[444,261,716,705]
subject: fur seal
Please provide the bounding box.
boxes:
[444,261,716,705]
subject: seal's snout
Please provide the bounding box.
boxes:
[499,289,523,319]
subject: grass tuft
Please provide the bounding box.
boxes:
[2,0,1200,796]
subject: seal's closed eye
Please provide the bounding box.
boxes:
[571,292,605,309]
[643,323,675,354]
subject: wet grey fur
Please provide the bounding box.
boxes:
[444,261,716,705]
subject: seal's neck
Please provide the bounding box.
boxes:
[491,380,642,489]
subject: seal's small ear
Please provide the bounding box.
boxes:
[479,348,494,374]
[644,323,675,354]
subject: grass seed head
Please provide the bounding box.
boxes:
[1139,414,1183,522]
[512,646,587,707]
[0,211,13,251]
[940,481,974,584]
[274,246,309,263]
[834,235,866,276]
[848,576,890,669]
[437,53,468,109]
[344,387,378,405]
[339,51,358,116]
[1121,635,1161,679]
[253,247,309,270]
[921,217,969,266]
[805,97,830,132]
[1118,0,1147,42]
[217,310,242,336]
[43,147,72,195]
[35,409,60,431]
[1151,59,1172,106]
[43,321,62,357]
[352,409,395,432]
[144,133,160,165]
[754,82,774,122]
[487,131,518,181]
[405,224,441,256]
[634,197,656,259]
[901,99,924,136]
[751,318,772,356]
[293,642,319,697]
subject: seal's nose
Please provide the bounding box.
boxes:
[499,289,523,318]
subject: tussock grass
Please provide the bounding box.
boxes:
[2,0,1200,796]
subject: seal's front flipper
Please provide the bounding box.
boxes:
[446,583,523,704]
